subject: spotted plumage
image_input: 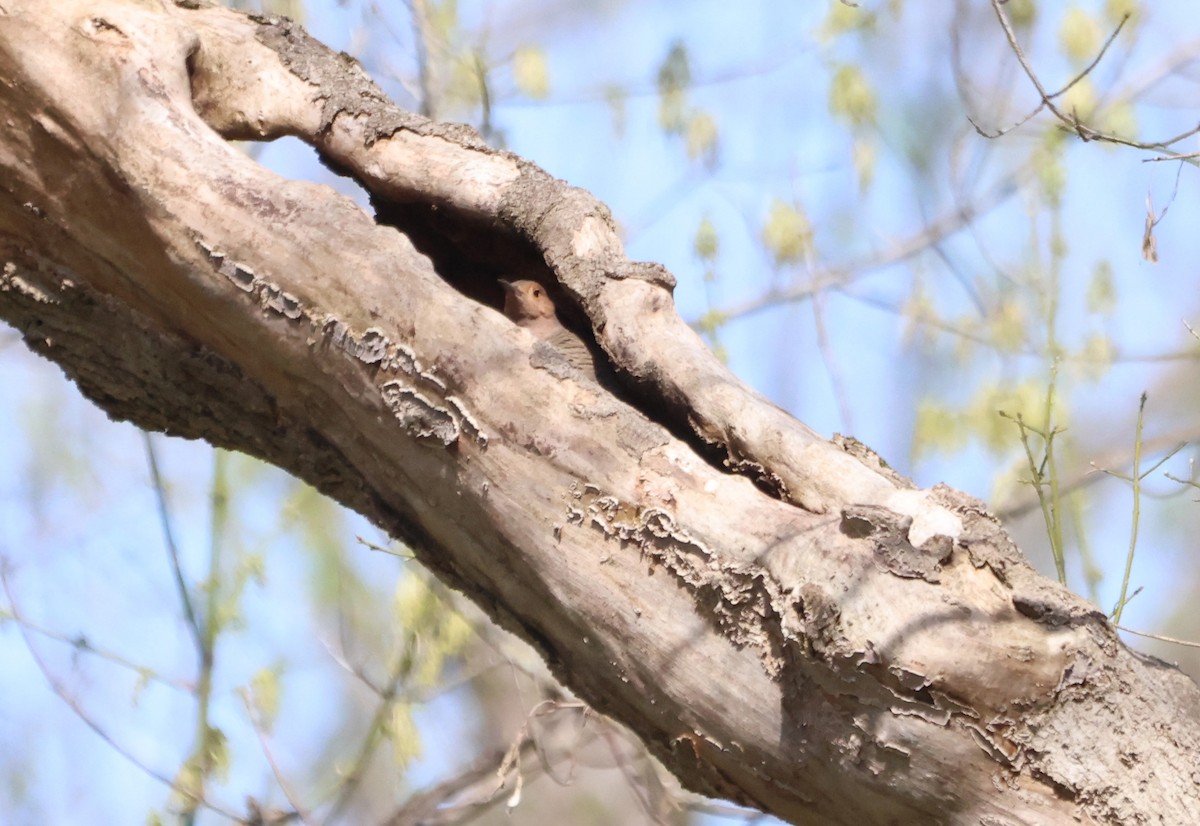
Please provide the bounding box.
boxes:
[500,279,597,381]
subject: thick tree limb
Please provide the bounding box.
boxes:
[1,2,1198,824]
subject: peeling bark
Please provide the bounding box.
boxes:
[1,2,1198,824]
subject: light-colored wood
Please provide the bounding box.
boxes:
[0,3,1196,823]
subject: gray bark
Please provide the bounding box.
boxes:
[0,2,1197,823]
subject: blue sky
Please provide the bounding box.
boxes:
[3,1,1200,822]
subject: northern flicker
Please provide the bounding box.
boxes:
[499,279,597,381]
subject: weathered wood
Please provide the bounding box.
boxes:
[0,2,1196,823]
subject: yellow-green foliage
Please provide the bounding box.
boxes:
[249,666,282,732]
[762,200,812,267]
[914,380,1058,460]
[653,40,720,165]
[393,572,474,689]
[1033,132,1067,208]
[172,725,230,810]
[1087,261,1116,315]
[819,2,876,40]
[1096,100,1137,142]
[1060,77,1098,122]
[1075,334,1114,382]
[989,299,1028,353]
[913,400,966,456]
[386,702,422,769]
[1006,0,1037,28]
[853,138,876,192]
[694,217,719,262]
[686,112,719,165]
[604,85,627,137]
[696,309,729,338]
[829,64,876,128]
[656,40,690,134]
[1060,6,1103,65]
[513,46,550,99]
[1105,0,1141,31]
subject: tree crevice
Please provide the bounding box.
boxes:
[2,3,1199,824]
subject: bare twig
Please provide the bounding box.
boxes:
[239,690,310,825]
[1144,151,1200,163]
[981,1,1200,154]
[143,433,205,658]
[1117,624,1200,649]
[1112,393,1148,623]
[1000,403,1067,585]
[356,535,415,560]
[406,0,440,119]
[711,173,1024,325]
[0,603,192,693]
[377,745,534,826]
[996,430,1197,522]
[321,657,411,823]
[1049,14,1129,101]
[811,287,854,434]
[596,721,679,825]
[0,561,241,822]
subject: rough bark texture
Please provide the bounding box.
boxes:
[1,2,1198,824]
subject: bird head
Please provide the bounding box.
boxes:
[499,279,557,323]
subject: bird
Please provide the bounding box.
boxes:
[499,279,597,381]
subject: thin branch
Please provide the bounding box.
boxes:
[968,107,1044,140]
[0,604,192,693]
[1139,162,1183,262]
[321,682,403,822]
[0,561,242,822]
[1047,14,1129,101]
[179,448,230,825]
[1117,624,1200,649]
[1144,151,1200,163]
[982,1,1200,153]
[143,432,205,657]
[1000,408,1067,585]
[406,0,439,119]
[595,720,679,825]
[496,49,808,110]
[997,431,1197,522]
[471,49,497,145]
[710,173,1024,325]
[1112,393,1148,624]
[356,535,415,560]
[970,0,1061,138]
[842,285,1200,366]
[319,629,499,706]
[377,745,532,826]
[811,287,854,434]
[239,689,310,825]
